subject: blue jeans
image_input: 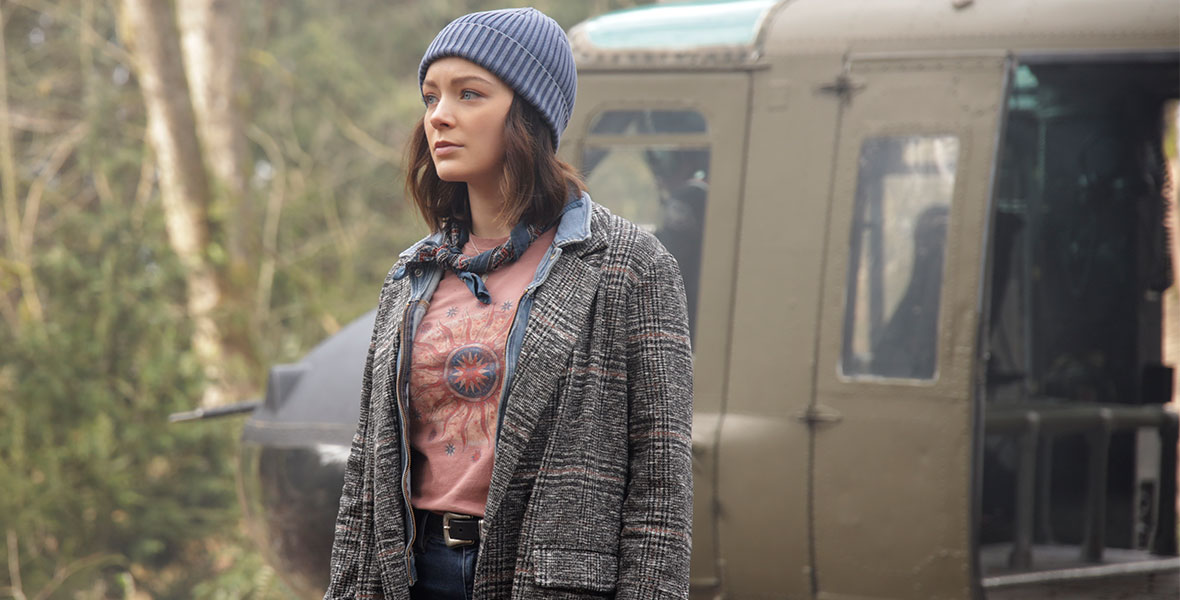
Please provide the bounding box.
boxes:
[410,510,478,600]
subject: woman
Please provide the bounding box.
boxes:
[325,8,693,600]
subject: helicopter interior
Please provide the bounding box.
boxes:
[979,57,1180,575]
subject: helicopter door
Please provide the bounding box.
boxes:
[562,70,752,598]
[809,54,1008,599]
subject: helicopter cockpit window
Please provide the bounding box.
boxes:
[840,135,960,380]
[582,109,709,339]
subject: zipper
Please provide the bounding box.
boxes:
[393,298,418,581]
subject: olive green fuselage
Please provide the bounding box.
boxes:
[563,1,1180,598]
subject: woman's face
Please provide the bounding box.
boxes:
[421,57,515,190]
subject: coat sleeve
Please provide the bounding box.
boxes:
[323,326,376,599]
[617,250,695,600]
[324,286,391,599]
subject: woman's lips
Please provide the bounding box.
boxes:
[434,141,460,157]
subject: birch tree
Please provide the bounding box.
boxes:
[177,0,246,199]
[120,0,231,407]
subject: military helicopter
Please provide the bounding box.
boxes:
[197,0,1180,597]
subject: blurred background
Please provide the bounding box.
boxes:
[0,1,652,598]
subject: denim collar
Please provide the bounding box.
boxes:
[398,191,593,261]
[553,191,593,248]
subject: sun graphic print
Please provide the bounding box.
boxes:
[410,300,515,460]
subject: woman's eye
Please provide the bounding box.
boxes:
[422,94,437,106]
[460,90,479,100]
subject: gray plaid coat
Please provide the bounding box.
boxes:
[324,203,694,599]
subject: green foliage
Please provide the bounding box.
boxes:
[1,1,653,597]
[0,205,277,597]
[239,0,656,365]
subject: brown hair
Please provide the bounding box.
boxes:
[405,96,586,233]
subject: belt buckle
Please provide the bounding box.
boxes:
[442,512,479,548]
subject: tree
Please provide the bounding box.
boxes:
[0,2,656,597]
[120,0,234,408]
[177,0,247,199]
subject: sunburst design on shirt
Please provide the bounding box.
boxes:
[410,303,513,452]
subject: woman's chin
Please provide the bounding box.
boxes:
[434,168,468,184]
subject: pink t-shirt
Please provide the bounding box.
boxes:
[408,228,555,517]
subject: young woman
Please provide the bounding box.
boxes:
[324,8,693,600]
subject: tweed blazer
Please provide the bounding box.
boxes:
[325,202,694,599]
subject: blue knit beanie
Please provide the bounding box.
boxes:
[419,7,577,149]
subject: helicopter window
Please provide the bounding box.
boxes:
[582,136,709,339]
[840,135,960,380]
[588,109,707,135]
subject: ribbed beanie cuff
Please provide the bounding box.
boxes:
[419,8,577,149]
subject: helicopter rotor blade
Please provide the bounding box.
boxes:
[168,400,261,423]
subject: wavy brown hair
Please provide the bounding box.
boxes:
[406,96,586,233]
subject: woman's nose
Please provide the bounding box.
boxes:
[428,97,455,130]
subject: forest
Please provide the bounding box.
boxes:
[0,1,652,597]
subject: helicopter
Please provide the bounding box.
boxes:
[191,0,1180,598]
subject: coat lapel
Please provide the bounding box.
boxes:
[484,246,602,524]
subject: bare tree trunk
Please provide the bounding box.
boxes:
[176,0,260,361]
[176,0,246,198]
[121,0,229,407]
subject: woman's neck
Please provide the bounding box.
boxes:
[466,180,512,238]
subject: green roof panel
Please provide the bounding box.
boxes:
[581,0,778,50]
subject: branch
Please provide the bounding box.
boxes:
[93,169,117,209]
[0,285,19,331]
[9,0,135,67]
[20,122,88,256]
[277,220,372,268]
[5,529,27,600]
[275,82,313,174]
[130,132,156,229]
[245,123,287,327]
[0,5,21,259]
[0,5,43,324]
[318,179,351,258]
[31,186,95,245]
[32,553,126,600]
[326,100,401,165]
[7,111,71,135]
